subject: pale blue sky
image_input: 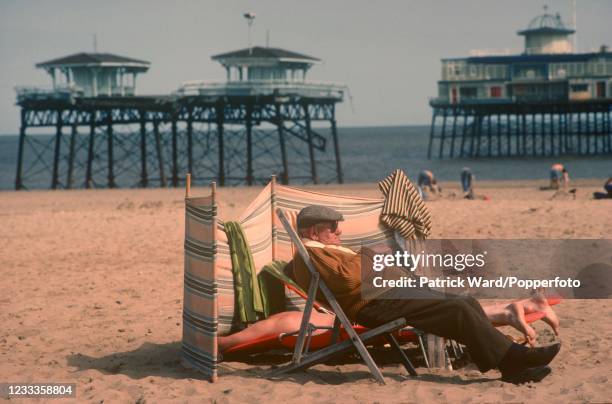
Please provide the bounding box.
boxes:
[0,0,610,133]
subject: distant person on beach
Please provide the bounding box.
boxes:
[550,164,569,190]
[593,177,612,199]
[417,170,441,198]
[286,205,561,383]
[461,167,475,199]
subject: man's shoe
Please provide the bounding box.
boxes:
[523,342,561,368]
[499,342,561,374]
[501,365,551,384]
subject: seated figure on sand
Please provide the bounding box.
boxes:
[593,177,612,200]
[417,170,441,199]
[550,163,570,190]
[290,205,560,384]
[461,167,475,199]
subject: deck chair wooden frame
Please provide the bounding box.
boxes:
[262,265,431,367]
[272,208,418,384]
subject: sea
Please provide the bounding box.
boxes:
[0,125,610,190]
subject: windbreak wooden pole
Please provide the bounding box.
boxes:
[185,173,191,198]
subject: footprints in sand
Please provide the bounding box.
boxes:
[116,200,163,210]
[140,201,163,209]
[117,288,141,299]
[593,375,608,384]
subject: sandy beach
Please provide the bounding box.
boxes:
[1,179,610,403]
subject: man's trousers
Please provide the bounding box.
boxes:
[356,289,512,372]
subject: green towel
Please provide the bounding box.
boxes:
[224,221,267,323]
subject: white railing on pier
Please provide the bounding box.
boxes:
[15,85,136,102]
[174,79,347,100]
[429,96,516,106]
[468,48,513,56]
[15,85,83,103]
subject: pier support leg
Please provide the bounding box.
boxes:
[586,111,592,155]
[561,110,567,155]
[15,110,27,190]
[595,110,600,154]
[154,120,167,187]
[469,114,477,157]
[459,111,468,157]
[549,112,556,156]
[602,110,607,154]
[438,109,448,159]
[514,113,520,156]
[563,110,569,153]
[86,113,95,189]
[586,108,597,154]
[561,111,566,153]
[52,110,63,189]
[486,113,492,157]
[246,103,253,185]
[556,108,565,155]
[331,110,343,184]
[187,109,193,181]
[495,113,501,156]
[427,110,437,159]
[276,103,289,185]
[475,115,483,157]
[107,111,116,188]
[303,103,318,184]
[140,111,148,188]
[531,113,536,157]
[522,112,527,156]
[449,108,458,158]
[540,112,546,156]
[600,110,606,154]
[606,109,612,153]
[66,124,77,189]
[600,110,605,154]
[216,103,225,186]
[577,111,583,154]
[171,117,178,187]
[594,110,600,153]
[505,114,512,157]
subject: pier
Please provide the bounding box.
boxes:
[14,48,346,189]
[428,9,612,158]
[428,99,611,158]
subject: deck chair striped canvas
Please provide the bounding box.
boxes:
[182,175,424,382]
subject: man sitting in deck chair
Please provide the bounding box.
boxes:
[290,204,561,384]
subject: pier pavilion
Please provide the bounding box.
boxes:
[14,47,346,189]
[428,9,612,158]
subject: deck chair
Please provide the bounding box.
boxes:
[262,262,428,357]
[221,262,422,356]
[270,208,418,384]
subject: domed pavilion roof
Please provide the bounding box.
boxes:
[517,7,575,36]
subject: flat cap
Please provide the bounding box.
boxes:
[296,205,344,229]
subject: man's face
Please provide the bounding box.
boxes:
[309,221,342,246]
